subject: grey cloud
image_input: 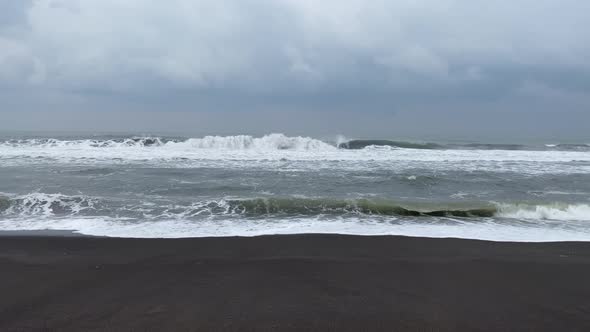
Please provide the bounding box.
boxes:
[2,0,586,88]
[0,0,589,138]
[0,0,32,28]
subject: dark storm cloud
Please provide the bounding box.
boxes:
[0,0,589,139]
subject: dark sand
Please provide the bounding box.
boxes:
[1,234,590,331]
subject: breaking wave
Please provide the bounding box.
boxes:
[0,193,96,217]
[175,134,335,150]
[0,134,335,151]
[497,203,590,221]
[0,195,495,218]
[221,198,497,217]
[181,199,590,221]
[2,194,590,241]
[3,194,590,222]
[2,134,589,153]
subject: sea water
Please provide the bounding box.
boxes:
[1,133,589,241]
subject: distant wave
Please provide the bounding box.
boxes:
[1,136,442,151]
[452,143,527,150]
[0,137,168,148]
[1,134,589,152]
[175,134,335,151]
[339,140,590,151]
[0,134,335,151]
[3,193,589,222]
[338,140,441,150]
[545,143,590,151]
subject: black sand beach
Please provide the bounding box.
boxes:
[1,234,590,331]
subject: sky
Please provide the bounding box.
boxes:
[0,0,589,140]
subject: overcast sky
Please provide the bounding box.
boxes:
[0,0,589,140]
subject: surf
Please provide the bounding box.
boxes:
[3,193,590,222]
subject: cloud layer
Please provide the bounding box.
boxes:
[0,0,589,137]
[2,1,588,87]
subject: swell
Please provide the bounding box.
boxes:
[452,143,527,150]
[339,140,590,151]
[547,143,590,151]
[338,140,442,150]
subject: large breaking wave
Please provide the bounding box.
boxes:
[2,134,589,151]
[179,134,335,150]
[2,134,589,176]
[0,134,335,151]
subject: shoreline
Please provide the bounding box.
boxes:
[1,234,590,331]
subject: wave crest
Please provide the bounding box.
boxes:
[0,193,96,217]
[497,203,590,221]
[176,133,335,151]
[3,193,590,223]
[0,134,335,151]
[3,135,590,153]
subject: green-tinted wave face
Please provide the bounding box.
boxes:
[0,195,497,219]
[338,140,441,150]
[0,196,11,212]
[226,198,497,218]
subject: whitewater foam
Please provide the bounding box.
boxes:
[2,215,590,242]
[3,194,590,222]
[1,193,96,217]
[497,203,590,221]
[1,137,166,148]
[1,134,590,175]
[2,192,590,241]
[2,133,590,242]
[176,133,336,151]
[0,134,334,151]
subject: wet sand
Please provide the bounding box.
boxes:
[1,234,590,331]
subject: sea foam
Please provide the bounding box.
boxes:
[497,203,590,221]
[2,193,590,241]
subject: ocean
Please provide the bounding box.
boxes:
[1,133,589,242]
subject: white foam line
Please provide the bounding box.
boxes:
[1,217,590,242]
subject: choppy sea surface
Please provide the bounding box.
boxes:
[1,133,589,242]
